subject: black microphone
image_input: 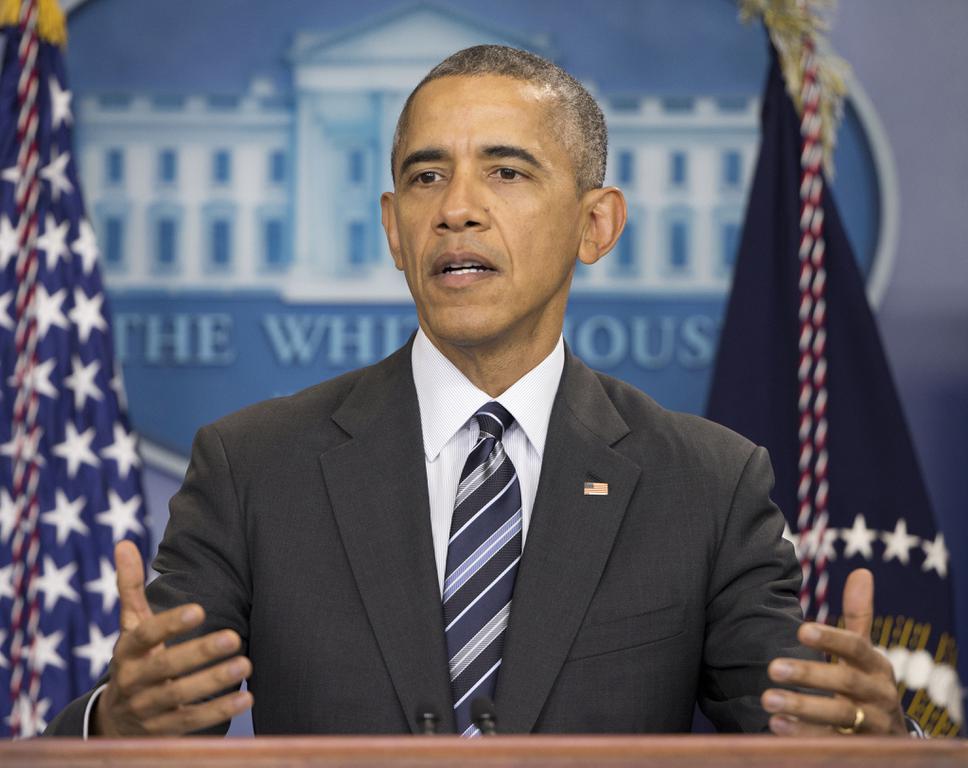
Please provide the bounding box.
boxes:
[415,703,440,735]
[471,696,497,736]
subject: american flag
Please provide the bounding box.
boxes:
[706,38,963,736]
[0,1,149,738]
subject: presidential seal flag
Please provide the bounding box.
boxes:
[0,0,149,738]
[707,3,962,737]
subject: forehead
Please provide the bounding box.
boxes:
[403,74,561,153]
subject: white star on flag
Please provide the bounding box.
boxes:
[881,518,920,565]
[39,147,73,200]
[0,425,46,468]
[37,213,71,271]
[28,628,66,674]
[0,291,14,331]
[817,527,839,562]
[798,521,838,561]
[49,76,73,128]
[35,556,80,612]
[95,490,144,542]
[52,421,100,478]
[69,288,107,343]
[0,165,19,185]
[85,557,118,613]
[0,214,18,269]
[0,488,17,545]
[71,219,100,274]
[5,693,51,738]
[0,563,13,601]
[64,356,103,410]
[0,630,7,669]
[921,533,949,578]
[841,514,877,560]
[101,423,141,479]
[40,489,89,546]
[8,356,59,400]
[34,284,70,339]
[74,624,117,678]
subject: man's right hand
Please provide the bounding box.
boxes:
[92,540,253,736]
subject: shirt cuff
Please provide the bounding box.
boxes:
[904,715,926,738]
[82,683,109,740]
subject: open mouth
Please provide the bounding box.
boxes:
[440,261,495,276]
[432,251,498,281]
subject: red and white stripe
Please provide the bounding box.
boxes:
[794,36,831,624]
[6,0,48,738]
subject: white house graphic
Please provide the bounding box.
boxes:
[77,4,758,301]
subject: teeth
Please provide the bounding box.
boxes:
[442,260,490,275]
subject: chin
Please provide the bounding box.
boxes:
[423,309,509,349]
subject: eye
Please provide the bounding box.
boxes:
[413,170,442,185]
[495,167,522,181]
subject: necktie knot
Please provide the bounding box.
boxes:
[474,402,513,442]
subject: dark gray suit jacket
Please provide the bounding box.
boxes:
[47,340,809,735]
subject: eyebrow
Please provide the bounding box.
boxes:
[397,144,545,178]
[398,148,449,178]
[481,145,544,170]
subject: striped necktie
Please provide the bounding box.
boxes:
[443,402,523,736]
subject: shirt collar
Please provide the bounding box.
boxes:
[411,328,565,461]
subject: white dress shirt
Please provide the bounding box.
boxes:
[411,329,565,592]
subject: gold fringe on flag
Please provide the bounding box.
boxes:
[739,0,849,176]
[0,0,67,46]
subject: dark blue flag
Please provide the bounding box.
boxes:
[706,44,961,736]
[0,2,149,737]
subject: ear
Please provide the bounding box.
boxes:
[577,187,627,266]
[380,191,404,270]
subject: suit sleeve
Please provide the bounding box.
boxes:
[148,422,252,661]
[698,445,821,732]
[44,423,251,737]
[43,686,102,736]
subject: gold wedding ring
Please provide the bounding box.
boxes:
[837,706,865,735]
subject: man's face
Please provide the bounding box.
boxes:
[381,74,591,355]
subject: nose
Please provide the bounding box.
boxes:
[434,169,490,233]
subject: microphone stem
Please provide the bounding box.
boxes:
[478,713,497,736]
[416,711,439,735]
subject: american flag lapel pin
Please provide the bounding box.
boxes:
[583,481,609,496]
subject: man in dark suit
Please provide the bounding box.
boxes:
[47,45,907,738]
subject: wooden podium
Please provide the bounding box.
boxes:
[2,736,966,767]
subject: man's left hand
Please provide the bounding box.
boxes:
[762,568,908,735]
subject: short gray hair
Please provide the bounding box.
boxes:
[391,45,607,193]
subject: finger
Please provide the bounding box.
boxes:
[127,655,251,721]
[767,657,892,702]
[114,602,205,659]
[798,623,891,675]
[842,568,874,638]
[768,714,835,737]
[762,689,892,733]
[120,630,242,690]
[115,541,152,632]
[141,690,253,736]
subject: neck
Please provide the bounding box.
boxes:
[420,326,560,397]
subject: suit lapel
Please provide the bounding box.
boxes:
[496,350,641,733]
[319,344,455,733]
